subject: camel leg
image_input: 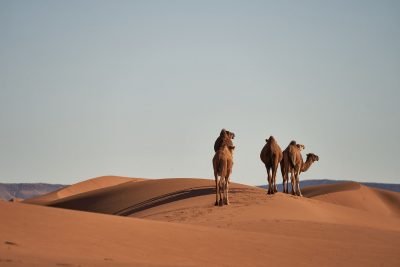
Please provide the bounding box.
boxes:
[281,166,286,193]
[218,178,224,206]
[290,170,296,195]
[225,178,230,205]
[227,181,230,205]
[281,170,286,193]
[214,174,219,206]
[272,165,278,193]
[286,179,289,194]
[284,173,288,194]
[221,180,225,205]
[266,167,272,194]
[269,167,273,195]
[285,168,289,193]
[282,179,286,194]
[225,169,231,205]
[296,173,302,197]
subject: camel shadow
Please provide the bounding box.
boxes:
[114,187,245,216]
[114,186,215,216]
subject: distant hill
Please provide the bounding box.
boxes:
[258,179,400,193]
[0,183,66,201]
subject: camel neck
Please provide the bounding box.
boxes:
[301,158,314,172]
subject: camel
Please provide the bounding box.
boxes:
[260,136,283,194]
[212,132,235,206]
[281,141,305,194]
[214,129,235,152]
[288,145,319,196]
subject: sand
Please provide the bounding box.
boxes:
[1,178,400,266]
[24,175,144,205]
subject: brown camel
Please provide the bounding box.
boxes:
[214,129,235,152]
[212,132,235,206]
[281,141,305,193]
[288,146,319,196]
[260,136,283,194]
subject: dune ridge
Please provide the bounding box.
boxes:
[24,175,144,205]
[41,178,254,215]
[24,178,400,232]
[303,182,400,217]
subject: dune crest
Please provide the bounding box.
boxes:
[303,182,400,217]
[24,177,400,232]
[24,176,145,204]
[40,178,254,215]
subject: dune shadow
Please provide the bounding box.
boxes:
[114,186,215,216]
[114,187,247,216]
[372,189,400,215]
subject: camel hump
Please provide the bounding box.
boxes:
[214,137,222,152]
[288,145,297,167]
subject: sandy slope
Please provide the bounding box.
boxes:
[2,178,400,266]
[39,178,253,215]
[129,181,400,233]
[303,182,400,217]
[24,176,144,205]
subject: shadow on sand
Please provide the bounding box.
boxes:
[114,186,214,216]
[114,187,247,216]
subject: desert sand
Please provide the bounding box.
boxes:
[24,175,144,205]
[1,176,400,266]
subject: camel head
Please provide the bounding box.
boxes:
[220,129,228,137]
[220,129,235,139]
[220,134,234,149]
[306,153,319,162]
[296,144,305,151]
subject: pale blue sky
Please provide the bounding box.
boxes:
[0,0,399,185]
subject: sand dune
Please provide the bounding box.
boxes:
[3,177,400,266]
[34,178,400,225]
[302,181,362,197]
[125,180,400,234]
[24,175,144,205]
[35,178,253,214]
[303,182,400,217]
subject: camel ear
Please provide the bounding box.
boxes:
[229,146,235,150]
[306,153,310,156]
[265,138,269,142]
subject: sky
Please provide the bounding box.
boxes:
[0,0,399,185]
